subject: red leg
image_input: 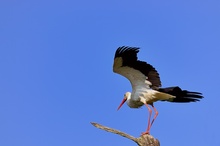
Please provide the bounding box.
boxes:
[141,103,152,135]
[150,104,158,129]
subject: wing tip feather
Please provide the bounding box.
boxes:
[114,46,140,58]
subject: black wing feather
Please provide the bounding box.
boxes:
[158,86,203,102]
[114,46,161,89]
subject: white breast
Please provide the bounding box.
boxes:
[125,85,154,108]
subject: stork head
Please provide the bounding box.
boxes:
[117,92,131,110]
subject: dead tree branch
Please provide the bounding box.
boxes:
[91,122,160,146]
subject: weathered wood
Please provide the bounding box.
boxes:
[91,122,160,146]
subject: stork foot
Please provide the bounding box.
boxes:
[141,131,150,135]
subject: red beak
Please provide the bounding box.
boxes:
[117,98,127,111]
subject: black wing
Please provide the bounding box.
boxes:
[113,46,161,89]
[158,86,203,102]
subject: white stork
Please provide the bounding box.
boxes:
[113,46,203,135]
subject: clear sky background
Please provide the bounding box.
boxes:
[0,0,219,146]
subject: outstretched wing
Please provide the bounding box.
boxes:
[113,46,161,89]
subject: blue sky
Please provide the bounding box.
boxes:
[0,0,219,145]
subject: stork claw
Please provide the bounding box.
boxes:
[141,131,150,135]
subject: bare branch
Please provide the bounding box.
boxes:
[91,122,160,146]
